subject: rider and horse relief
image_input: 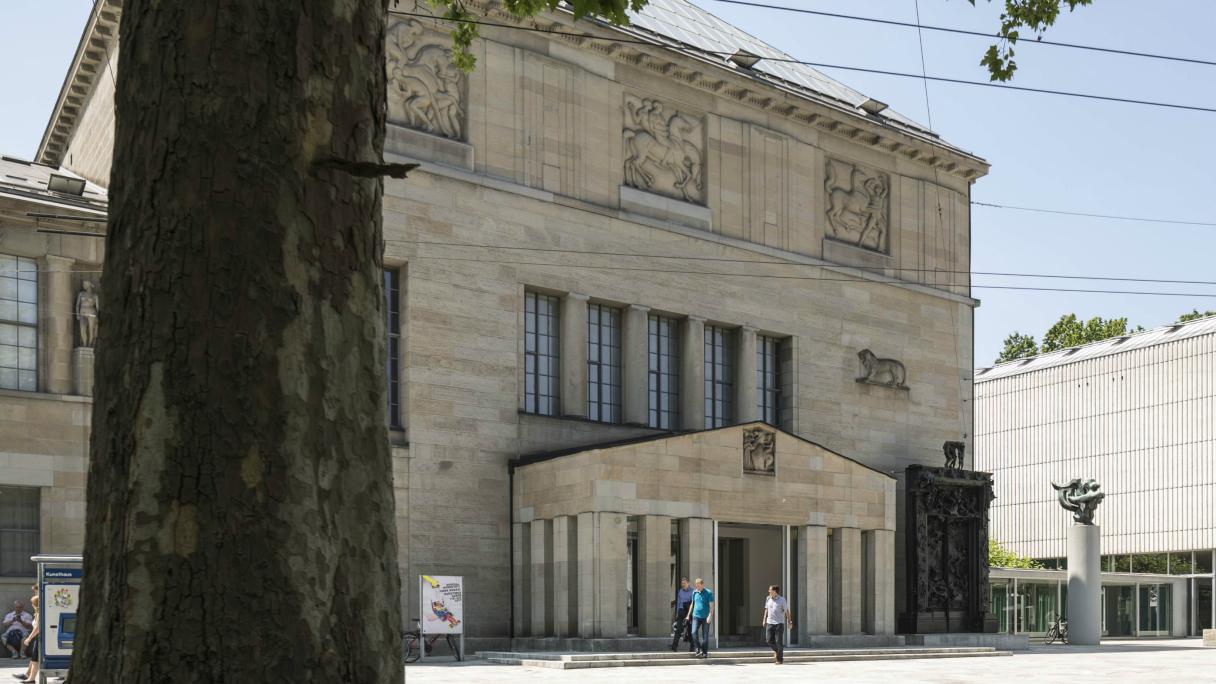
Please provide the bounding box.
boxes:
[824,158,890,254]
[623,95,705,204]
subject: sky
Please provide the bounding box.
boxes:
[1,1,1214,366]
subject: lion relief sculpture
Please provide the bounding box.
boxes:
[825,159,890,253]
[742,428,776,475]
[856,349,907,389]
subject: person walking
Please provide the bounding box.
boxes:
[670,578,695,652]
[762,585,793,664]
[685,578,714,659]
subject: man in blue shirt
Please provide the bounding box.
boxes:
[684,578,715,658]
[670,578,695,652]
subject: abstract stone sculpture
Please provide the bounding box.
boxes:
[1051,478,1105,525]
[623,95,704,203]
[942,441,966,470]
[75,280,99,348]
[386,18,466,140]
[742,427,776,475]
[856,349,907,389]
[825,158,890,254]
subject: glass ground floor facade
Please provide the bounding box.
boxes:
[989,568,1203,638]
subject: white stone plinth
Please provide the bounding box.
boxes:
[73,346,94,397]
[1203,629,1216,647]
[1067,524,1101,645]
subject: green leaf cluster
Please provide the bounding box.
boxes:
[967,0,1095,81]
[995,312,1145,364]
[989,538,1042,569]
[1177,309,1216,323]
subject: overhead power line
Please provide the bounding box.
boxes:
[388,10,1216,114]
[703,0,1216,69]
[971,202,1216,227]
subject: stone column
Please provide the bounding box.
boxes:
[798,525,829,641]
[512,521,530,636]
[1067,524,1101,645]
[41,255,75,394]
[530,519,553,637]
[680,517,714,585]
[622,304,651,426]
[576,512,629,638]
[862,529,895,635]
[638,515,673,636]
[552,515,576,637]
[736,326,758,423]
[576,513,596,637]
[680,316,705,430]
[830,527,862,634]
[560,292,589,418]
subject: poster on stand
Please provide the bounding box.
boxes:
[419,575,463,635]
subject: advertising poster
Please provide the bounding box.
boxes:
[419,575,463,635]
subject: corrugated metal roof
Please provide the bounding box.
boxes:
[975,314,1216,382]
[0,155,108,213]
[606,0,966,150]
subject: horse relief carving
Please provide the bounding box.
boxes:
[742,427,776,475]
[856,349,908,389]
[825,158,890,253]
[386,18,465,140]
[623,95,705,204]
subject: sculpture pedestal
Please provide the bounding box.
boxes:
[73,347,94,397]
[1067,524,1101,645]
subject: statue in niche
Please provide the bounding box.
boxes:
[386,18,465,140]
[742,427,776,475]
[623,95,704,203]
[856,349,907,389]
[1052,478,1106,525]
[943,441,966,470]
[75,280,99,348]
[825,158,890,253]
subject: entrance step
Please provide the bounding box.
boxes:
[478,646,1011,669]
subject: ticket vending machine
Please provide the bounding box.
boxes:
[33,555,82,683]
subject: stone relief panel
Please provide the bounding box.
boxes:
[622,95,705,204]
[742,427,776,475]
[386,18,465,140]
[824,158,890,254]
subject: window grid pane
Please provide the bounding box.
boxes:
[0,255,37,392]
[587,304,622,423]
[704,325,734,428]
[647,315,680,429]
[525,292,560,416]
[0,486,38,577]
[383,269,402,429]
[757,335,781,426]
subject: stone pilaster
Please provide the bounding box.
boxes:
[863,529,895,635]
[41,255,75,394]
[798,525,828,639]
[622,304,651,426]
[530,519,553,637]
[512,521,530,636]
[560,292,589,418]
[552,515,576,637]
[736,326,758,423]
[576,512,628,638]
[638,515,672,636]
[680,316,705,430]
[576,512,596,637]
[830,527,862,634]
[680,517,714,586]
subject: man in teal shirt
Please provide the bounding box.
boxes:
[684,578,715,658]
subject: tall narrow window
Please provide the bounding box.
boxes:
[524,291,560,415]
[0,486,38,577]
[0,255,37,392]
[757,335,782,426]
[587,303,622,423]
[383,269,402,429]
[704,325,734,428]
[648,314,680,429]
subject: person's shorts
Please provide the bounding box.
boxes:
[26,636,37,662]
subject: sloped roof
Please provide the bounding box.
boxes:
[0,155,108,214]
[975,314,1216,382]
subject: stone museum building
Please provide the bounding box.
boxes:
[6,0,990,647]
[976,315,1216,638]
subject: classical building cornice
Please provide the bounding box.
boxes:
[36,0,121,167]
[459,0,988,182]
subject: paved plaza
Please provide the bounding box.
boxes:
[401,640,1215,683]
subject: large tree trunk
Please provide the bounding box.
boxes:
[72,1,401,681]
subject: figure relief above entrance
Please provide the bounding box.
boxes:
[509,422,896,645]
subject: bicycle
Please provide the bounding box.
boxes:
[1044,612,1069,645]
[403,619,463,664]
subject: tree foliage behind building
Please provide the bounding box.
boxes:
[989,539,1043,569]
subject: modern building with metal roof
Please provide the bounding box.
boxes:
[975,314,1216,638]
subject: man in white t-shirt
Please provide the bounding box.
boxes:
[761,585,793,664]
[2,600,32,658]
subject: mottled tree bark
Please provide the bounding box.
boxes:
[72,1,401,682]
